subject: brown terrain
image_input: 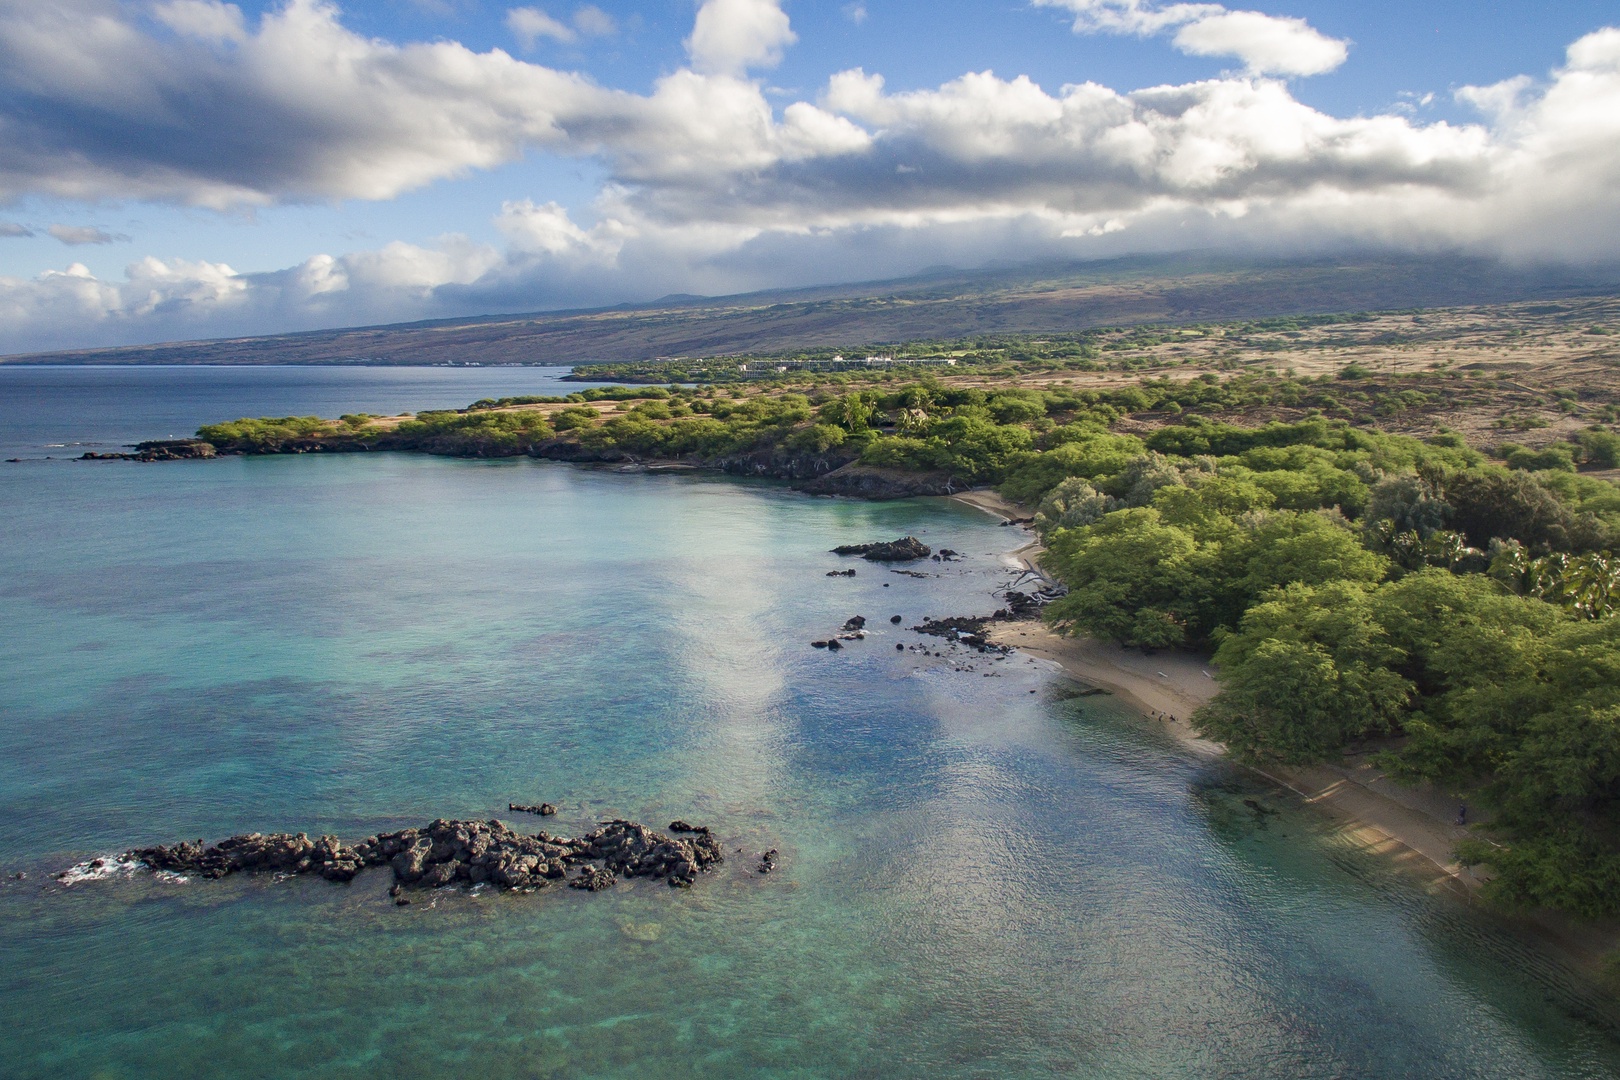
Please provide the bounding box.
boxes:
[4,254,1617,367]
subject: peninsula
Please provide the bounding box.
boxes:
[93,295,1620,941]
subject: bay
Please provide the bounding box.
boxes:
[1,367,1617,1079]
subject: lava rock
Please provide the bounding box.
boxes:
[830,537,931,562]
[82,439,218,462]
[508,802,557,816]
[570,865,616,891]
[110,813,722,900]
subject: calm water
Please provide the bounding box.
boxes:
[1,367,1618,1079]
[0,364,615,458]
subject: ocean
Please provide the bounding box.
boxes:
[1,365,1617,1078]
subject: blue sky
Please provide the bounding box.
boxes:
[1,0,1618,352]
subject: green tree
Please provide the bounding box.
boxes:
[1043,508,1202,648]
[1195,581,1411,762]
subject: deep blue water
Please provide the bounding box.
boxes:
[2,366,1618,1079]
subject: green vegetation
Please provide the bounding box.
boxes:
[186,317,1620,916]
[1021,418,1620,916]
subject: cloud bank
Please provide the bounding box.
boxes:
[1,1,1618,352]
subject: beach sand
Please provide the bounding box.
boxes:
[952,498,1620,976]
[952,491,1492,897]
[986,617,1488,895]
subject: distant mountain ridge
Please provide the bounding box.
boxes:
[6,253,1619,366]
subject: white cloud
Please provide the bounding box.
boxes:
[0,221,31,238]
[506,6,575,47]
[151,0,247,44]
[495,198,625,258]
[48,224,127,245]
[571,5,616,37]
[844,3,868,26]
[1035,0,1349,77]
[686,0,796,76]
[0,0,611,206]
[3,4,1620,353]
[1171,11,1347,77]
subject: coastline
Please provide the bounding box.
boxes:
[950,490,1492,896]
[986,617,1490,895]
[951,487,1620,976]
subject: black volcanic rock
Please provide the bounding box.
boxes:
[102,814,723,898]
[831,537,931,562]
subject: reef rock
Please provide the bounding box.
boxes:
[831,537,931,562]
[113,814,723,898]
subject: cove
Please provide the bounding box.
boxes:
[2,370,1619,1078]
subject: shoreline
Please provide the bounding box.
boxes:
[948,488,1486,891]
[950,488,1620,976]
[986,617,1491,895]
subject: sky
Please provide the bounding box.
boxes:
[1,0,1618,354]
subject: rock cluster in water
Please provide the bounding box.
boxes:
[811,614,871,650]
[831,537,931,562]
[910,590,1061,653]
[121,816,723,894]
[81,440,217,462]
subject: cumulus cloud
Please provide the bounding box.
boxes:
[1035,0,1349,77]
[0,0,614,206]
[687,0,796,76]
[47,224,127,245]
[2,2,1620,353]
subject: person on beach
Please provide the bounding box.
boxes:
[1455,804,1468,826]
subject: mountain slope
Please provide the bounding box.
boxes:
[6,254,1618,365]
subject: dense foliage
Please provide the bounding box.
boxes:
[1020,416,1620,915]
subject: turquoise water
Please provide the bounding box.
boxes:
[2,370,1619,1078]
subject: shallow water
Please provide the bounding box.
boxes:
[2,368,1618,1078]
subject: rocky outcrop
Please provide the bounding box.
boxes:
[132,831,366,882]
[831,537,931,562]
[509,802,556,816]
[91,424,956,502]
[711,447,859,482]
[112,815,723,896]
[797,463,963,499]
[529,440,634,464]
[81,439,218,462]
[909,590,1061,653]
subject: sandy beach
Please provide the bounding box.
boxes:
[952,491,1491,896]
[947,490,1620,977]
[987,617,1489,893]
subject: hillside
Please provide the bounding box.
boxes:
[6,254,1619,366]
